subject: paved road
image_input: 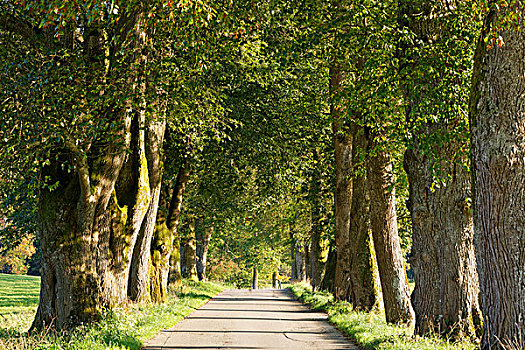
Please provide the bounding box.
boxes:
[144,289,357,350]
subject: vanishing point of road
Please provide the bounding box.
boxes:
[144,288,357,350]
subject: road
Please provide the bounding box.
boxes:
[144,288,357,350]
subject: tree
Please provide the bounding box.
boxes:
[0,0,211,328]
[398,0,482,336]
[196,225,213,281]
[322,0,410,322]
[150,157,190,302]
[0,234,36,275]
[469,4,525,349]
[367,133,414,324]
[180,216,198,281]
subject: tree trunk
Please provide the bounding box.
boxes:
[330,55,379,308]
[295,241,306,282]
[334,124,379,310]
[30,12,158,329]
[128,119,166,302]
[196,225,212,281]
[290,230,297,281]
[181,217,198,281]
[321,242,336,293]
[470,8,525,349]
[398,0,482,337]
[405,138,481,337]
[309,150,324,290]
[150,208,171,303]
[150,158,190,302]
[367,135,414,325]
[34,112,153,329]
[252,266,258,289]
[167,158,190,286]
[272,271,278,289]
[304,241,311,283]
[168,238,182,284]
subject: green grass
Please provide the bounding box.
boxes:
[0,274,40,332]
[0,275,224,350]
[289,283,477,350]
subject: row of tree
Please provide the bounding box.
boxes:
[1,1,524,349]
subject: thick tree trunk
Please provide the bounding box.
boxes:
[334,125,378,310]
[150,207,171,303]
[321,242,336,293]
[405,138,481,336]
[168,238,182,284]
[330,56,378,309]
[332,122,355,299]
[150,158,190,302]
[398,0,482,337]
[470,8,525,349]
[181,217,198,281]
[166,160,190,286]
[30,12,157,329]
[367,135,414,325]
[196,225,212,281]
[128,119,166,302]
[34,112,154,329]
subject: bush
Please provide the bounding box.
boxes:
[0,235,36,275]
[207,259,252,288]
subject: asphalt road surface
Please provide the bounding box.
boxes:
[144,288,358,350]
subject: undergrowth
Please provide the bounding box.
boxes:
[289,283,477,350]
[0,278,224,350]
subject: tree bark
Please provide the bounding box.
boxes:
[128,118,166,302]
[470,7,525,349]
[330,52,379,308]
[181,217,198,281]
[196,225,212,281]
[321,242,336,293]
[29,10,157,329]
[289,229,298,281]
[405,137,481,336]
[398,0,482,337]
[295,241,306,282]
[304,241,311,283]
[252,266,258,289]
[166,159,190,286]
[334,125,379,310]
[308,150,324,290]
[150,158,190,302]
[33,111,155,329]
[367,135,414,325]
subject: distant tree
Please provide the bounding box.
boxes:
[0,234,36,275]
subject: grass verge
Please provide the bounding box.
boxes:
[0,276,224,350]
[289,283,477,350]
[0,274,40,333]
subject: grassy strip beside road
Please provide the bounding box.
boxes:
[289,283,477,350]
[0,274,224,350]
